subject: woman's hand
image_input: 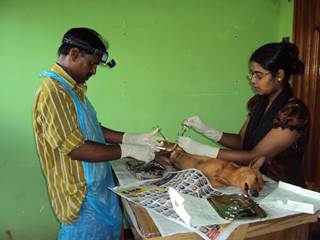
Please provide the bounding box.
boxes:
[177,136,220,158]
[183,115,223,142]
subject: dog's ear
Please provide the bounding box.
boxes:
[249,156,266,169]
[215,176,231,186]
[230,162,242,168]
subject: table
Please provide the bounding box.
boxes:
[112,159,318,240]
[123,200,317,240]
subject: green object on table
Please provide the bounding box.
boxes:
[207,193,267,220]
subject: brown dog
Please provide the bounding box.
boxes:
[168,149,265,197]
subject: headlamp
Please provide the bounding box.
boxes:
[63,37,116,68]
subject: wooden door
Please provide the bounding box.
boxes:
[293,0,320,190]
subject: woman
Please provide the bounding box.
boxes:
[178,42,310,187]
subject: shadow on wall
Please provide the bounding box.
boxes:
[4,230,13,240]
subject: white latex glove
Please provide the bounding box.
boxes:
[120,144,156,163]
[123,128,162,147]
[177,136,220,158]
[183,115,223,142]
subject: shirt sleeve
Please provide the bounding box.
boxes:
[273,98,310,133]
[37,79,84,154]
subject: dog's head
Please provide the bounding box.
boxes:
[216,156,265,197]
[239,156,265,197]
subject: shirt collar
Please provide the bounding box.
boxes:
[51,63,87,94]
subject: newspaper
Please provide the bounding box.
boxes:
[112,168,250,240]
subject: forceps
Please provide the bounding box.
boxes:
[151,127,173,152]
[152,125,189,152]
[171,124,189,151]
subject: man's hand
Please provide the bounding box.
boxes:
[122,128,162,147]
[120,144,156,163]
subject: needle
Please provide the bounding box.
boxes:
[172,125,189,150]
[156,146,174,152]
[147,144,173,152]
[154,126,170,143]
[179,125,188,136]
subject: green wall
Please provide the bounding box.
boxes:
[0,0,292,239]
[279,0,294,41]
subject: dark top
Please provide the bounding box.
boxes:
[246,95,310,187]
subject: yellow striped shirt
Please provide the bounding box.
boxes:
[33,64,87,224]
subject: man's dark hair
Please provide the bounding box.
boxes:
[58,27,107,56]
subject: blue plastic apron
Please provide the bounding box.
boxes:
[39,71,122,240]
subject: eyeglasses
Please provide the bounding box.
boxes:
[63,37,116,68]
[247,71,271,81]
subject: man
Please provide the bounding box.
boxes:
[33,27,159,239]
